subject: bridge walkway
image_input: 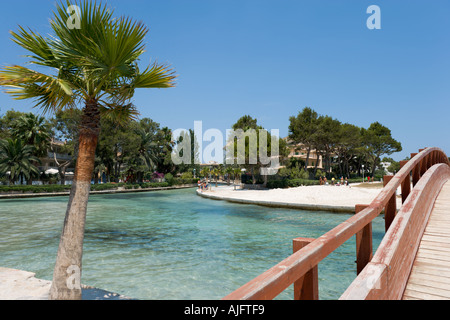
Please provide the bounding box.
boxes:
[403,180,450,300]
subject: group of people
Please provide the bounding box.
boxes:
[198,179,209,192]
[319,176,349,186]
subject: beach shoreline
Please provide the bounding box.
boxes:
[0,268,132,300]
[196,184,401,213]
[0,184,197,199]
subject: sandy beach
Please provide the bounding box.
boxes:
[197,183,401,213]
[0,268,131,300]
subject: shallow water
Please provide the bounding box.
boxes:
[0,188,385,300]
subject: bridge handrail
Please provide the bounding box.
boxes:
[340,163,450,299]
[223,147,450,300]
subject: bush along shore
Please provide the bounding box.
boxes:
[266,177,365,189]
[0,178,198,195]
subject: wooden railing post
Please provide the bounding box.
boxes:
[399,160,411,203]
[419,149,427,176]
[355,205,372,275]
[383,175,396,231]
[411,153,420,186]
[293,237,318,300]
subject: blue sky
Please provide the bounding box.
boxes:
[0,0,449,161]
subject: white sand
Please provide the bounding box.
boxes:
[0,268,51,300]
[0,267,130,300]
[198,184,401,212]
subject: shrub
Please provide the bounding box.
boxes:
[0,184,72,194]
[164,173,174,185]
[180,172,193,180]
[90,183,120,191]
[266,180,289,189]
[142,182,169,188]
[266,178,319,189]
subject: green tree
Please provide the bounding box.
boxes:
[200,167,210,179]
[225,166,233,185]
[11,113,51,157]
[309,115,341,176]
[173,128,200,175]
[363,122,402,177]
[10,113,52,184]
[0,138,40,185]
[0,1,176,300]
[97,117,141,183]
[131,118,168,183]
[288,107,319,171]
[382,157,400,174]
[212,167,220,187]
[233,167,241,185]
[0,109,28,140]
[232,115,258,131]
[335,123,362,178]
[229,115,262,184]
[50,108,82,184]
[154,126,175,174]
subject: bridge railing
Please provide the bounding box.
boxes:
[340,162,450,299]
[223,147,450,300]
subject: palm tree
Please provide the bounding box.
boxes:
[225,166,233,185]
[233,167,242,185]
[212,167,219,187]
[11,113,51,157]
[135,127,159,173]
[11,113,52,184]
[0,138,40,185]
[200,167,209,179]
[0,1,176,300]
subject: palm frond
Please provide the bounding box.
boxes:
[0,0,176,118]
[99,102,140,127]
[0,65,76,113]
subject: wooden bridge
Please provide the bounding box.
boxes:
[223,147,450,300]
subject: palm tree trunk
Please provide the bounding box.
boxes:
[49,100,100,300]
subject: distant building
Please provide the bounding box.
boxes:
[285,139,324,169]
[200,160,220,167]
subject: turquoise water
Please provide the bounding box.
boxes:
[0,188,385,300]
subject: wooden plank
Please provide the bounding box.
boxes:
[402,294,421,300]
[406,271,450,286]
[416,248,450,261]
[413,257,450,269]
[424,231,450,238]
[402,179,450,300]
[415,256,450,268]
[423,225,450,232]
[409,265,450,278]
[421,234,450,244]
[403,289,449,300]
[404,283,450,299]
[416,250,450,263]
[419,240,450,250]
[424,230,450,238]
